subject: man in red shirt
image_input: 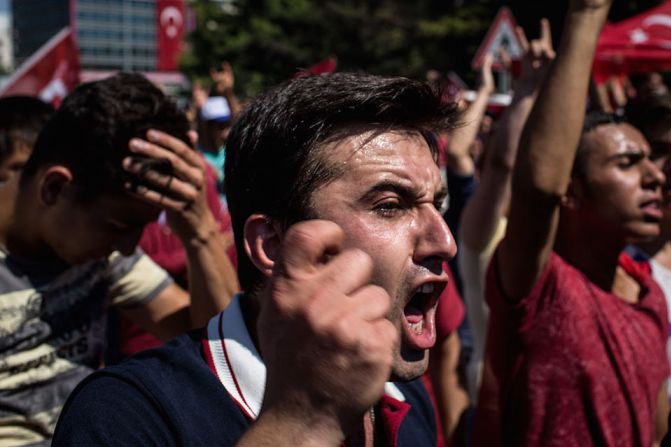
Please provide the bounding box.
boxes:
[474,0,669,445]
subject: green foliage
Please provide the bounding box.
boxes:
[182,0,667,97]
[182,0,498,97]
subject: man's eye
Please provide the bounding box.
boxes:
[374,200,402,217]
[435,197,448,214]
[619,154,644,167]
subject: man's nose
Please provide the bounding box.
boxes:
[644,157,666,188]
[413,205,457,267]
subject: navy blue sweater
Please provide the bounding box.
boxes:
[53,331,436,446]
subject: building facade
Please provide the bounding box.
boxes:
[77,0,157,71]
[12,0,185,78]
[0,1,12,73]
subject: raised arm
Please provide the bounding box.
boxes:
[445,55,495,177]
[211,61,242,118]
[497,0,612,302]
[460,19,555,252]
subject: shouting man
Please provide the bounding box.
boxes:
[54,73,459,446]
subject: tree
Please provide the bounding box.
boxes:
[182,0,498,96]
[182,0,666,97]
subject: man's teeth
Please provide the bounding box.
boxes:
[420,283,434,294]
[410,319,424,334]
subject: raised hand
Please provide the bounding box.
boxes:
[479,53,496,95]
[257,220,397,440]
[191,80,209,110]
[515,19,556,89]
[123,130,216,244]
[211,61,235,96]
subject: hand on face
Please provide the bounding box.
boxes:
[123,129,216,244]
[258,219,398,436]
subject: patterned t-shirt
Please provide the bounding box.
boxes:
[0,248,171,446]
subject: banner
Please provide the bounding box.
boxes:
[292,57,338,78]
[595,1,671,83]
[0,27,80,107]
[157,0,186,71]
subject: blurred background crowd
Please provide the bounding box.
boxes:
[2,1,671,446]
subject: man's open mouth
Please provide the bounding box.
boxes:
[641,198,663,221]
[401,282,442,350]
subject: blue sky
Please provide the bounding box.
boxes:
[0,1,7,14]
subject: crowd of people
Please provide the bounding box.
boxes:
[1,0,671,445]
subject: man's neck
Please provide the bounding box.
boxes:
[239,288,263,355]
[5,206,67,269]
[555,219,624,293]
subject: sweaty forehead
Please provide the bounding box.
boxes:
[584,123,649,158]
[320,129,437,172]
[309,130,444,207]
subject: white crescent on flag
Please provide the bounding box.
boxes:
[161,6,183,39]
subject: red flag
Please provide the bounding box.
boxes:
[0,27,80,107]
[292,57,338,78]
[157,0,186,71]
[595,1,671,84]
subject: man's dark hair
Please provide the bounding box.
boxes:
[572,111,623,181]
[225,72,457,292]
[0,96,54,163]
[21,72,190,200]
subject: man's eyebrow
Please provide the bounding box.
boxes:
[606,147,647,162]
[359,179,446,202]
[359,180,416,202]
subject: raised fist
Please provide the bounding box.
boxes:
[257,220,398,438]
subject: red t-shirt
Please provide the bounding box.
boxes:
[474,251,669,447]
[435,262,466,341]
[422,262,465,447]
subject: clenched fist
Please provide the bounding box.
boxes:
[257,220,398,442]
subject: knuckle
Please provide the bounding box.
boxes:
[345,248,373,274]
[377,319,398,343]
[367,285,391,313]
[284,225,321,256]
[330,317,359,347]
[270,280,296,310]
[185,189,198,202]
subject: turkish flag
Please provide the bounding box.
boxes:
[595,1,671,84]
[292,57,338,78]
[157,0,186,71]
[0,27,80,107]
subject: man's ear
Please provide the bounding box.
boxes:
[561,178,582,211]
[39,166,73,206]
[243,214,282,278]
